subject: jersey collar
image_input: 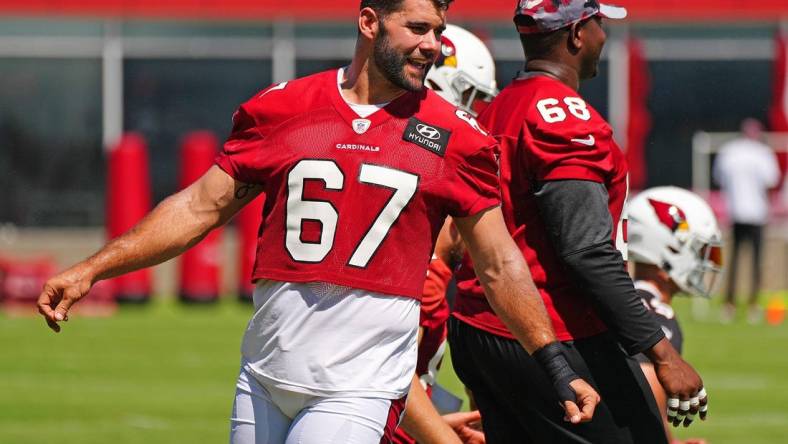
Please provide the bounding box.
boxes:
[329,68,424,132]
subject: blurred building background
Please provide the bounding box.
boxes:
[1,0,787,296]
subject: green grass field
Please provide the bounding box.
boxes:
[1,296,786,443]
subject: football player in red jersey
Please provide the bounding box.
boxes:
[450,1,709,443]
[36,1,599,443]
[394,24,494,444]
[629,187,721,444]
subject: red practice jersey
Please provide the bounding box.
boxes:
[416,257,451,381]
[454,74,629,341]
[393,257,452,444]
[215,69,500,299]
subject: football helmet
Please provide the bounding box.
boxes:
[628,187,724,297]
[425,24,498,116]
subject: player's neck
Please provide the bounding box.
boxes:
[523,60,580,91]
[341,59,406,105]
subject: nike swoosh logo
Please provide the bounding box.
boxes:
[524,0,543,9]
[258,82,287,98]
[570,135,595,146]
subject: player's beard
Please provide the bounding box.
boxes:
[373,25,429,92]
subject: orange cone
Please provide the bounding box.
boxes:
[766,296,786,326]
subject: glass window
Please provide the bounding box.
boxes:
[0,18,103,37]
[0,58,102,226]
[646,60,771,187]
[296,60,349,79]
[122,20,273,38]
[579,62,609,118]
[124,59,272,203]
[494,61,523,90]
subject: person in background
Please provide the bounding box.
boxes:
[713,118,780,323]
[395,23,497,444]
[628,186,723,444]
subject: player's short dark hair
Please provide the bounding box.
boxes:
[516,14,571,60]
[360,0,453,18]
[517,15,599,60]
[519,29,569,60]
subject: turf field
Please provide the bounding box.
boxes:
[1,295,786,443]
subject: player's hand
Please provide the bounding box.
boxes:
[647,339,707,428]
[37,265,94,332]
[532,342,599,424]
[443,410,485,444]
[664,384,707,428]
[562,378,600,424]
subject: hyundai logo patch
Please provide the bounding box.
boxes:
[416,123,441,140]
[403,117,451,157]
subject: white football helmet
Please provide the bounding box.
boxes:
[426,24,498,116]
[628,187,724,298]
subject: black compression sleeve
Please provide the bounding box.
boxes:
[534,180,664,355]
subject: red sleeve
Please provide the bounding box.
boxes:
[446,141,502,217]
[215,82,294,185]
[524,96,615,183]
[420,257,452,329]
[214,103,265,185]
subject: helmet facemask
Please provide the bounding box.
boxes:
[628,186,725,299]
[424,24,498,116]
[450,71,498,116]
[665,232,723,298]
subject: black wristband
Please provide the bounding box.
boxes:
[533,341,578,403]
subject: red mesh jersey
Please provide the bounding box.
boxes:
[215,69,500,299]
[416,257,451,377]
[393,257,452,444]
[454,75,629,341]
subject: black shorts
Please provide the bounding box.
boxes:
[448,317,667,444]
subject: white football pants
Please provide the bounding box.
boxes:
[230,365,406,444]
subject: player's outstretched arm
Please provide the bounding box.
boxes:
[37,166,262,332]
[454,207,600,424]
